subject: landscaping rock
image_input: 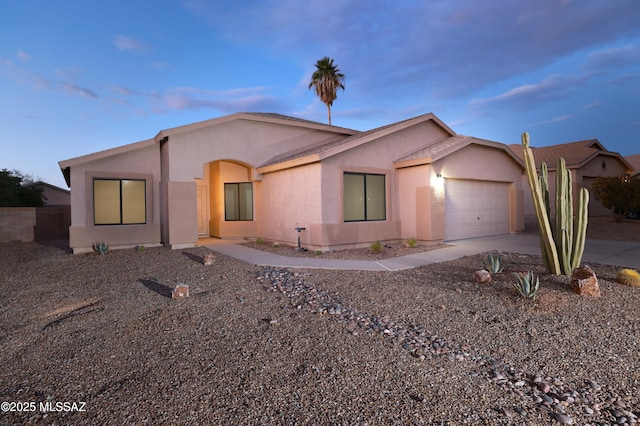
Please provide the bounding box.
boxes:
[474,269,491,283]
[203,252,215,266]
[172,283,189,299]
[570,265,600,297]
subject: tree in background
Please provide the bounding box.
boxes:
[308,57,345,126]
[590,175,640,222]
[0,169,45,207]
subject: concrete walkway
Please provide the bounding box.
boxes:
[204,234,640,271]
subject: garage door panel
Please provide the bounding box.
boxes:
[445,179,509,241]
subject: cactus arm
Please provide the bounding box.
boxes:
[555,159,574,274]
[570,188,589,270]
[521,132,561,274]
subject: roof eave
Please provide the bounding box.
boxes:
[256,154,322,174]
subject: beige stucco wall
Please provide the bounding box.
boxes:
[67,143,162,253]
[158,119,346,248]
[397,165,446,243]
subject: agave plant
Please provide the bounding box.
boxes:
[93,241,109,255]
[513,271,539,298]
[482,253,504,273]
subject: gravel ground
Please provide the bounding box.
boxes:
[0,217,639,425]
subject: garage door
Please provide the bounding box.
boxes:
[445,179,509,241]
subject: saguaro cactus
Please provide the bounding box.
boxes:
[521,132,589,275]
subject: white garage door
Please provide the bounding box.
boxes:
[445,179,510,241]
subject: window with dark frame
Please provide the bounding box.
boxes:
[224,182,253,221]
[343,172,386,222]
[93,178,146,225]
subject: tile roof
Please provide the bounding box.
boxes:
[395,135,471,162]
[626,154,640,176]
[508,139,608,169]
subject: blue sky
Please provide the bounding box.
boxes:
[2,0,640,189]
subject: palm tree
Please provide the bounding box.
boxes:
[308,57,345,126]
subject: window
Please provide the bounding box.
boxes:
[94,179,146,225]
[224,182,253,221]
[343,173,385,221]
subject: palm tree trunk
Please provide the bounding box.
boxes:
[327,104,332,126]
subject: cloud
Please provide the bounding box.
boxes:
[148,86,288,113]
[113,35,150,53]
[17,51,30,61]
[111,85,137,96]
[527,114,573,128]
[61,83,98,99]
[583,99,601,109]
[584,44,640,71]
[184,0,640,102]
[469,74,588,111]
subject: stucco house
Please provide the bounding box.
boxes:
[24,181,71,206]
[509,139,635,218]
[59,112,525,254]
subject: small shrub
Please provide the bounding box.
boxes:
[93,242,109,255]
[369,240,383,253]
[135,245,146,251]
[256,237,264,244]
[512,271,539,298]
[482,253,504,273]
[315,249,323,255]
[272,242,280,248]
[405,237,417,248]
[616,269,640,287]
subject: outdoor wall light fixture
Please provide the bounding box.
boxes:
[435,173,444,197]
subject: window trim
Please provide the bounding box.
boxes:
[93,178,147,226]
[224,182,254,221]
[343,172,386,222]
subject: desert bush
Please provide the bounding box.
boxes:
[616,268,640,287]
[512,271,539,298]
[482,253,504,273]
[369,240,383,253]
[256,237,264,244]
[272,242,280,248]
[405,237,417,248]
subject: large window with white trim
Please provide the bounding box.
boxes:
[343,172,386,221]
[224,182,253,221]
[93,178,146,225]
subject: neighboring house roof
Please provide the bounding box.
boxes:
[257,113,456,173]
[23,181,70,193]
[508,139,633,172]
[625,154,640,177]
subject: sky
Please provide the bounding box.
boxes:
[1,0,640,189]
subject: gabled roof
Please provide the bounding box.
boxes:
[508,139,633,171]
[257,113,455,173]
[59,112,358,186]
[394,135,524,168]
[155,112,357,140]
